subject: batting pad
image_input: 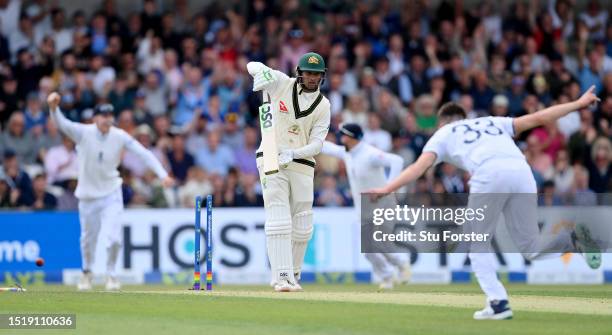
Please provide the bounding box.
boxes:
[292,210,313,278]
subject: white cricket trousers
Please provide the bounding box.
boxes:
[258,164,314,283]
[78,187,124,276]
[467,158,571,301]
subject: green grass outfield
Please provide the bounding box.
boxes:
[1,283,611,335]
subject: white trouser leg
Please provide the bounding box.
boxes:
[101,189,124,277]
[365,253,395,281]
[78,200,102,272]
[260,169,295,283]
[469,252,508,301]
[382,253,405,268]
[287,170,314,280]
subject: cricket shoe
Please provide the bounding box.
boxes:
[396,263,412,284]
[77,272,93,291]
[572,223,602,269]
[473,299,513,320]
[378,277,394,291]
[105,276,121,291]
[273,279,302,292]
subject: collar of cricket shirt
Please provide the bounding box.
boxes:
[292,80,323,120]
[349,141,365,155]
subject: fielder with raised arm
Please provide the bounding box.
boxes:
[370,87,601,320]
[47,92,174,291]
[322,123,411,290]
[248,52,331,292]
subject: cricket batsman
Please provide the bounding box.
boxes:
[248,52,331,292]
[47,92,174,291]
[370,86,601,319]
[321,123,412,290]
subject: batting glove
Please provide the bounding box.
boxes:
[253,68,276,91]
[278,149,294,167]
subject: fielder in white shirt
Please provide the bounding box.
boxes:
[321,123,411,290]
[370,86,601,320]
[47,92,174,291]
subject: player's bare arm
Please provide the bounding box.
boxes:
[369,152,436,196]
[513,85,600,135]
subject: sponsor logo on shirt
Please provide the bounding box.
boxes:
[279,100,288,113]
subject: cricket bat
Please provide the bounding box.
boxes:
[259,92,279,175]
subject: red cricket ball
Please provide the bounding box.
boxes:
[35,258,44,267]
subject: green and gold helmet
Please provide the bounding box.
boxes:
[297,52,326,73]
[296,52,326,88]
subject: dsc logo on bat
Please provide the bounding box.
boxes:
[259,104,273,130]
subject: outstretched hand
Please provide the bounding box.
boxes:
[576,85,600,109]
[161,176,175,188]
[47,92,61,111]
[366,187,389,202]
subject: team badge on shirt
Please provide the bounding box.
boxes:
[288,125,300,135]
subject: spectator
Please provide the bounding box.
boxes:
[579,0,608,40]
[108,76,136,115]
[23,92,46,131]
[1,112,38,164]
[326,73,345,117]
[163,49,183,98]
[195,130,236,176]
[525,134,554,181]
[14,49,45,100]
[531,122,565,161]
[586,137,611,193]
[235,173,264,207]
[141,70,169,117]
[91,54,116,97]
[9,13,35,58]
[376,89,406,135]
[341,94,369,129]
[222,113,244,150]
[363,113,392,152]
[0,75,19,127]
[57,178,78,210]
[538,180,563,206]
[0,177,12,208]
[470,69,495,112]
[315,174,347,207]
[132,170,168,208]
[137,34,164,75]
[552,149,575,197]
[132,90,155,126]
[175,66,210,126]
[0,0,21,36]
[112,107,134,133]
[36,7,73,55]
[1,149,33,207]
[571,165,597,206]
[166,133,194,183]
[234,127,259,177]
[414,94,437,135]
[44,135,78,186]
[178,166,213,208]
[31,173,57,210]
[491,94,509,117]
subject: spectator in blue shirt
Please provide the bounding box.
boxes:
[195,130,236,176]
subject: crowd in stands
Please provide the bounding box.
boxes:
[0,0,610,209]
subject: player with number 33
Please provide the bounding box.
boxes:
[369,86,601,320]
